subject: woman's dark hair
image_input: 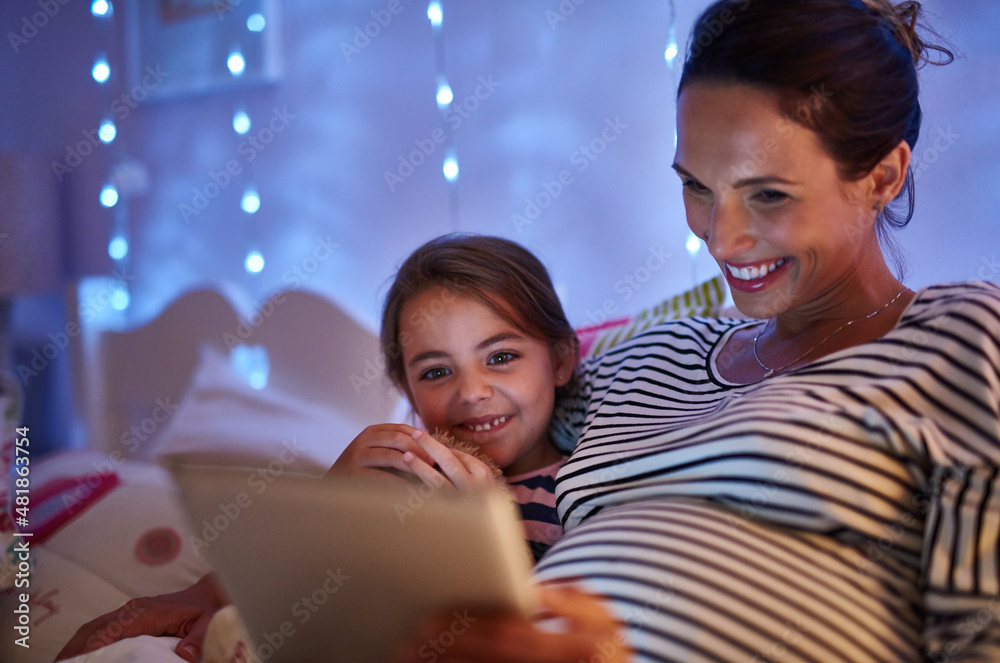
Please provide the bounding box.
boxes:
[380,233,578,393]
[679,0,954,274]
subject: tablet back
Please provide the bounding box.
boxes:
[169,465,535,663]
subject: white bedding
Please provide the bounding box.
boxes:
[0,451,214,662]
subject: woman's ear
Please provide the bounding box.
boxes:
[870,140,911,207]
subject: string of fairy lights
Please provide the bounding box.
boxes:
[426,1,461,228]
[89,2,692,293]
[89,0,131,311]
[228,15,269,276]
[425,0,688,261]
[90,2,269,293]
[660,0,705,281]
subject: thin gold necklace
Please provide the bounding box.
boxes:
[752,289,907,379]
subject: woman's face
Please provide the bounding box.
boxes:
[673,82,878,320]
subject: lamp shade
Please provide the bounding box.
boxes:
[0,152,62,296]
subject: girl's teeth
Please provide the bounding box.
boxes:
[727,258,786,281]
[470,416,507,432]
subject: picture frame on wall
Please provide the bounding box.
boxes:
[125,0,282,102]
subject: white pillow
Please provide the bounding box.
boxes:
[140,344,369,475]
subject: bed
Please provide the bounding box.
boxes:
[0,284,405,662]
[0,276,727,663]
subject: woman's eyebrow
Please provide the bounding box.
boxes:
[732,175,797,188]
[672,163,796,188]
[671,163,694,178]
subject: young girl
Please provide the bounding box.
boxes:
[329,233,578,562]
[54,234,581,663]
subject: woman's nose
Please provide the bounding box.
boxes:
[706,200,754,261]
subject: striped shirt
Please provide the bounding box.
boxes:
[538,282,1000,662]
[507,456,567,563]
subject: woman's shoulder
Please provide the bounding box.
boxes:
[589,314,747,360]
[912,281,1000,315]
[905,281,1000,343]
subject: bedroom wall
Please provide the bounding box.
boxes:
[1,0,998,453]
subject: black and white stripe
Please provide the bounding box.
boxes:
[538,282,1000,662]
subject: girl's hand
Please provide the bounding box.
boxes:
[403,431,504,492]
[393,585,632,663]
[326,424,435,482]
[54,572,228,663]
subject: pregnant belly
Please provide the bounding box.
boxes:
[534,499,921,663]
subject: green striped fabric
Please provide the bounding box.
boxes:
[582,275,728,357]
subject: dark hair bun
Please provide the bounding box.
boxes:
[861,0,954,66]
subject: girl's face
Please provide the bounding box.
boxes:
[673,82,881,321]
[398,288,572,476]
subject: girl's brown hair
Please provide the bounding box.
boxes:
[380,233,578,394]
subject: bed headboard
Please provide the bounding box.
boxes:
[71,286,400,462]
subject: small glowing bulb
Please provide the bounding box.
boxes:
[100,184,118,208]
[227,50,246,76]
[248,370,267,390]
[233,110,251,134]
[92,57,110,83]
[686,232,702,256]
[665,42,679,63]
[241,188,261,214]
[246,13,266,32]
[427,2,442,26]
[436,83,453,108]
[91,0,111,17]
[245,250,265,273]
[108,236,128,260]
[443,157,459,181]
[110,287,130,311]
[99,119,117,143]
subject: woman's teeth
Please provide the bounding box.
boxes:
[727,258,786,281]
[466,416,508,432]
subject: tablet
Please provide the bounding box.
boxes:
[169,464,536,663]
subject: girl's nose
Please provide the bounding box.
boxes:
[457,370,493,403]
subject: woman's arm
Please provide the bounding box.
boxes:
[54,572,228,662]
[394,585,632,663]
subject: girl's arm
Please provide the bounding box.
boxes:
[326,423,435,481]
[402,431,508,491]
[329,425,502,491]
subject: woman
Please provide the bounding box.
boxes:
[397,1,999,661]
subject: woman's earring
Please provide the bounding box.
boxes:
[874,199,885,213]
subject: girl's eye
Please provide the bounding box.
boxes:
[755,189,789,204]
[419,366,451,381]
[488,352,517,366]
